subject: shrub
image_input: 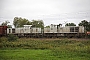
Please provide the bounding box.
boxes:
[7,34,18,42]
[87,35,90,38]
[0,37,8,43]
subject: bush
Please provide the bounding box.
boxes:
[87,35,90,38]
[7,34,18,42]
[0,37,8,43]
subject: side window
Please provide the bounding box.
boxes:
[9,29,11,33]
[70,27,74,32]
[75,27,79,32]
[12,29,15,33]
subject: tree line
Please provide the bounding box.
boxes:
[0,17,90,31]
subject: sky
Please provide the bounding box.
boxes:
[0,0,90,27]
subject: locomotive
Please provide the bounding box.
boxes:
[0,24,85,38]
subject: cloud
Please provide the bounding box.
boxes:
[0,0,90,26]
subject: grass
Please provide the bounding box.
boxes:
[0,49,89,60]
[0,37,90,60]
[0,49,52,60]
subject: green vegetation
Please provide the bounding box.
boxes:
[0,37,90,60]
[0,20,12,28]
[13,17,44,29]
[13,17,31,28]
[7,34,18,42]
[78,20,90,31]
[65,23,76,26]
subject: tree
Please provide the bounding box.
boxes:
[45,26,50,28]
[31,20,44,29]
[13,17,31,28]
[1,20,10,26]
[78,20,90,31]
[13,17,44,28]
[65,23,76,26]
[7,25,12,28]
[88,22,90,31]
[1,20,12,28]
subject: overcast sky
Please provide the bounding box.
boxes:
[0,0,90,26]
